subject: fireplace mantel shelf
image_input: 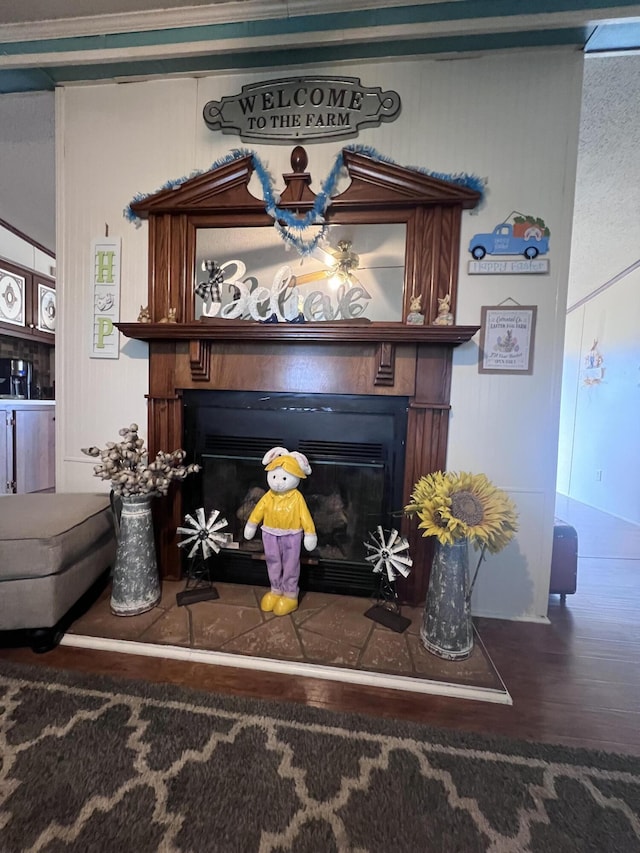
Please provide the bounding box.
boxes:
[116,321,480,345]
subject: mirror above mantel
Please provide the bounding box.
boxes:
[194,222,406,323]
[124,144,481,330]
[120,145,482,605]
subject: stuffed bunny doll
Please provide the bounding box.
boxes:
[243,446,317,616]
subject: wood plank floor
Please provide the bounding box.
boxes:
[2,497,639,756]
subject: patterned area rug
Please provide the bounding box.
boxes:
[1,663,639,853]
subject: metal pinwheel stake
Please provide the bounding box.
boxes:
[176,507,228,606]
[363,526,413,633]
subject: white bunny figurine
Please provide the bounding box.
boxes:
[243,446,317,616]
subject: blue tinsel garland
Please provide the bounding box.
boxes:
[249,147,346,254]
[123,146,486,256]
[344,144,487,197]
[123,149,251,226]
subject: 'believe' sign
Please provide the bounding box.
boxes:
[203,76,401,144]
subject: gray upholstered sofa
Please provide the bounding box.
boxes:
[0,493,117,651]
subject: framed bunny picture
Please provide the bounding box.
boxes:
[478,305,537,374]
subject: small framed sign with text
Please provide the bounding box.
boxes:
[478,305,537,374]
[90,237,121,359]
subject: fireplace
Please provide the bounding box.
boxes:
[117,145,481,605]
[182,390,408,596]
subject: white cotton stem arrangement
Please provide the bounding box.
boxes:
[82,423,200,497]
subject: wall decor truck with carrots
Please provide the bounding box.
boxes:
[469,212,550,260]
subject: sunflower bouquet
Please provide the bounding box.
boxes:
[404,472,516,656]
[405,471,518,553]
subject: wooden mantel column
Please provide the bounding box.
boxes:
[147,340,184,581]
[400,343,455,604]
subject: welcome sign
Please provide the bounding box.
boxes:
[203,76,401,144]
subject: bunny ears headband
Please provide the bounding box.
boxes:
[262,446,312,479]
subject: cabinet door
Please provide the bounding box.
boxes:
[33,276,56,342]
[0,263,28,335]
[14,407,56,493]
[0,407,11,493]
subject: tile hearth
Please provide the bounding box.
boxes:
[65,580,508,702]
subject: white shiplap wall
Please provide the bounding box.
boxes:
[57,48,583,620]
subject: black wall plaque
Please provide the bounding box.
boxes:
[203,76,401,144]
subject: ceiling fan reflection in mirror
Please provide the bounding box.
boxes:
[294,239,361,290]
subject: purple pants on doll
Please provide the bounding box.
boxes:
[262,530,303,598]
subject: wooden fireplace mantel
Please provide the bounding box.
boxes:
[117,321,479,394]
[117,321,479,345]
[124,145,482,605]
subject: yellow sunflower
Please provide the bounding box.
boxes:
[405,470,518,552]
[405,471,464,546]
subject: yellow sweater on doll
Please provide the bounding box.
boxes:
[247,488,315,536]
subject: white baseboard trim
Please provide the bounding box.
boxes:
[61,633,513,706]
[474,612,551,624]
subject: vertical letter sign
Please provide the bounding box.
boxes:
[90,237,121,358]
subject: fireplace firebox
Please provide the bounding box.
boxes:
[183,391,408,596]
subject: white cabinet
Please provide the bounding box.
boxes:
[1,402,55,493]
